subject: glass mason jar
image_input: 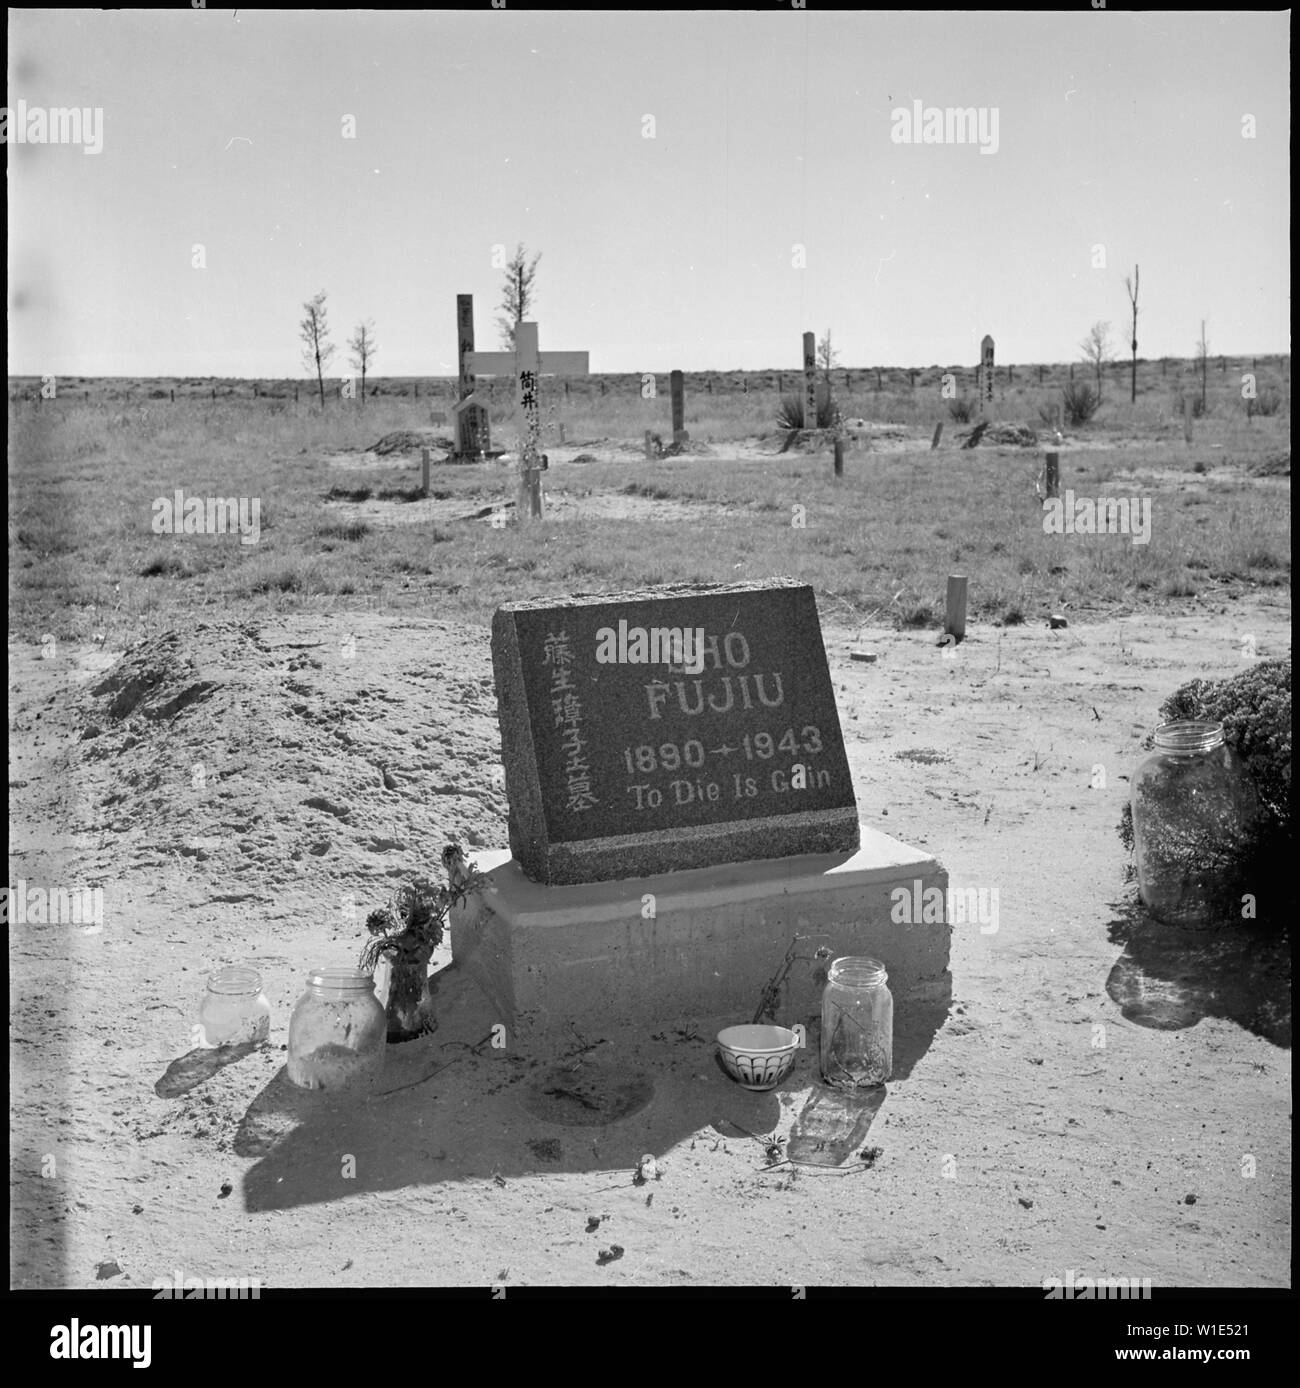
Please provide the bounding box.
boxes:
[286,968,386,1092]
[197,966,271,1048]
[820,956,893,1088]
[1132,720,1259,929]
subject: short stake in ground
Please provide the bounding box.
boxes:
[1044,450,1060,499]
[944,575,968,645]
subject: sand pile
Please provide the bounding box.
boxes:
[368,429,451,457]
[67,617,508,896]
[981,422,1039,448]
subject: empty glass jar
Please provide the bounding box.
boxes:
[1132,720,1259,929]
[287,968,386,1092]
[820,956,892,1088]
[197,966,271,1048]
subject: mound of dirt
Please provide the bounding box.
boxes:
[84,629,222,725]
[1249,449,1291,477]
[981,422,1039,447]
[841,419,908,439]
[65,618,508,893]
[368,429,451,457]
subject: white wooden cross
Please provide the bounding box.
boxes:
[465,322,589,519]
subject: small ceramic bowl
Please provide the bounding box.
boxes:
[717,1024,799,1091]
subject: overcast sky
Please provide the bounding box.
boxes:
[6,8,1291,378]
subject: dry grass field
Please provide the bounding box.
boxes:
[7,357,1291,645]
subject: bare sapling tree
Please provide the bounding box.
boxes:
[1198,320,1210,412]
[496,244,542,351]
[817,328,839,403]
[348,319,377,407]
[300,290,336,409]
[1079,321,1113,401]
[1124,265,1140,404]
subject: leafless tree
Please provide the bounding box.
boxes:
[1198,320,1210,412]
[348,319,377,407]
[300,290,336,409]
[496,244,541,351]
[1124,266,1140,404]
[817,328,840,401]
[1079,321,1113,401]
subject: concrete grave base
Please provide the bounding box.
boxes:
[450,823,950,1043]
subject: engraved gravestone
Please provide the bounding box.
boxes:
[491,578,860,885]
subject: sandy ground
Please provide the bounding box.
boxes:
[7,585,1290,1289]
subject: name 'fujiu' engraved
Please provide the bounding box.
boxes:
[644,672,785,720]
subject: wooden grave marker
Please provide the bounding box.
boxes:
[803,331,817,430]
[453,293,492,459]
[670,370,687,445]
[466,321,590,521]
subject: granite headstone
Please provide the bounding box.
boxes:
[490,578,860,885]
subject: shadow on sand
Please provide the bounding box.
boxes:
[168,966,950,1213]
[1104,895,1290,1046]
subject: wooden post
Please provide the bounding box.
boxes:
[1056,401,1064,433]
[1183,395,1193,444]
[1038,365,1044,385]
[1044,451,1060,498]
[875,367,882,391]
[802,331,816,430]
[980,335,995,415]
[516,323,543,515]
[833,436,844,477]
[706,377,713,394]
[421,448,432,496]
[670,369,687,444]
[944,576,968,644]
[170,389,175,403]
[777,373,783,393]
[295,383,299,403]
[528,469,543,518]
[930,421,943,450]
[558,423,565,444]
[454,293,489,458]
